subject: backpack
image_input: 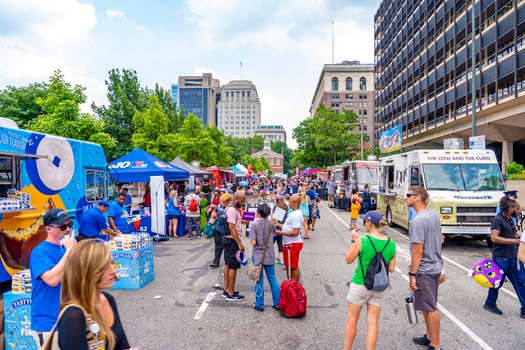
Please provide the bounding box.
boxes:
[216,205,234,235]
[359,236,391,292]
[188,198,199,212]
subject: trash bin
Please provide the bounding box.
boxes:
[316,188,328,200]
[335,197,350,211]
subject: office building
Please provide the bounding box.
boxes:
[171,84,179,107]
[254,125,287,144]
[374,0,525,164]
[310,61,376,147]
[217,80,261,138]
[178,73,220,127]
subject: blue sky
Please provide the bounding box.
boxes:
[0,0,382,148]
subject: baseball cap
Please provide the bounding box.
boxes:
[97,200,110,207]
[188,187,195,191]
[220,188,227,192]
[359,211,383,226]
[227,182,232,187]
[138,202,145,206]
[44,209,70,227]
[214,187,220,191]
[236,250,248,265]
[503,190,518,198]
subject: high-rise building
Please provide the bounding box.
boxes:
[310,61,376,147]
[170,84,179,107]
[217,80,261,138]
[374,0,525,164]
[178,73,220,127]
[254,125,287,144]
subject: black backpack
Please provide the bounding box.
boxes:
[216,205,234,236]
[359,236,391,292]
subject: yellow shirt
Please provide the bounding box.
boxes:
[350,203,361,219]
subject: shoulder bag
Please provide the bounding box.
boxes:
[246,221,273,282]
[41,304,103,350]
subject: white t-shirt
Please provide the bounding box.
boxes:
[521,231,525,243]
[282,209,303,245]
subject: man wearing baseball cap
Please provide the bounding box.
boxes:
[30,208,77,347]
[77,201,120,241]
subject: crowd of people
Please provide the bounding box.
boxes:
[27,170,525,350]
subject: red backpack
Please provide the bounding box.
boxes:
[188,198,199,212]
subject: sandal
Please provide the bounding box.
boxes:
[253,304,264,312]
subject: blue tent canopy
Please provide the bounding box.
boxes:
[108,148,189,182]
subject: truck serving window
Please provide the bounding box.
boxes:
[357,167,378,185]
[422,163,504,191]
[85,170,105,201]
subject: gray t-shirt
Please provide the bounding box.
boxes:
[328,181,337,195]
[409,208,443,274]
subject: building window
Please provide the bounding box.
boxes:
[360,77,366,90]
[346,77,352,90]
[332,77,339,91]
[346,94,353,100]
[270,158,274,165]
[331,94,339,99]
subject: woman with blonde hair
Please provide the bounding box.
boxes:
[344,211,396,350]
[167,189,181,238]
[299,186,311,239]
[55,240,137,349]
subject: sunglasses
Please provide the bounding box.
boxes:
[406,193,419,198]
[49,221,73,231]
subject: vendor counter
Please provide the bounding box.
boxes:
[4,291,36,350]
[128,212,190,237]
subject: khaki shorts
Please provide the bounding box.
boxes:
[328,194,335,202]
[346,282,387,307]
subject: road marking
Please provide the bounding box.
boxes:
[194,292,216,320]
[395,267,494,350]
[387,226,518,300]
[321,202,350,228]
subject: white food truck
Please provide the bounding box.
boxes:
[375,149,505,244]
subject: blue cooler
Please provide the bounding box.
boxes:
[176,212,187,236]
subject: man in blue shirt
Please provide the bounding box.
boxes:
[30,208,77,347]
[123,187,132,212]
[108,192,130,234]
[77,201,120,241]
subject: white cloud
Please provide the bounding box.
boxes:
[106,9,126,18]
[135,25,148,33]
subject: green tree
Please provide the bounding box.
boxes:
[292,104,366,168]
[131,94,178,161]
[152,83,185,132]
[242,155,270,174]
[171,115,216,166]
[205,125,233,166]
[224,135,265,164]
[0,83,48,127]
[93,68,148,160]
[271,141,292,174]
[30,70,115,150]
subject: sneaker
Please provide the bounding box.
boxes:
[276,259,283,265]
[483,303,503,315]
[222,291,228,298]
[428,347,442,350]
[413,334,431,346]
[225,293,245,301]
[521,313,525,319]
[188,236,194,240]
[210,263,219,268]
[197,235,202,239]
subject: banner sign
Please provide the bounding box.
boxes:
[379,125,402,153]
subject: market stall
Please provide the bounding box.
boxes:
[108,148,189,237]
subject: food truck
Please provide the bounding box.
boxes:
[375,149,504,242]
[0,118,108,281]
[334,160,379,197]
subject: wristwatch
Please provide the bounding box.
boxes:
[408,272,416,277]
[350,239,356,243]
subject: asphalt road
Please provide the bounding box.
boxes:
[111,202,525,350]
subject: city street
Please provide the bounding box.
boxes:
[112,202,525,350]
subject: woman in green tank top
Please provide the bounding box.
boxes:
[343,211,397,350]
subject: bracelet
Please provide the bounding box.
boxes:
[408,272,416,277]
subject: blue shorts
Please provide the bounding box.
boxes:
[168,214,179,220]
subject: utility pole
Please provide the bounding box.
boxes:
[471,0,477,136]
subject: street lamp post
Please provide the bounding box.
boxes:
[360,94,364,160]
